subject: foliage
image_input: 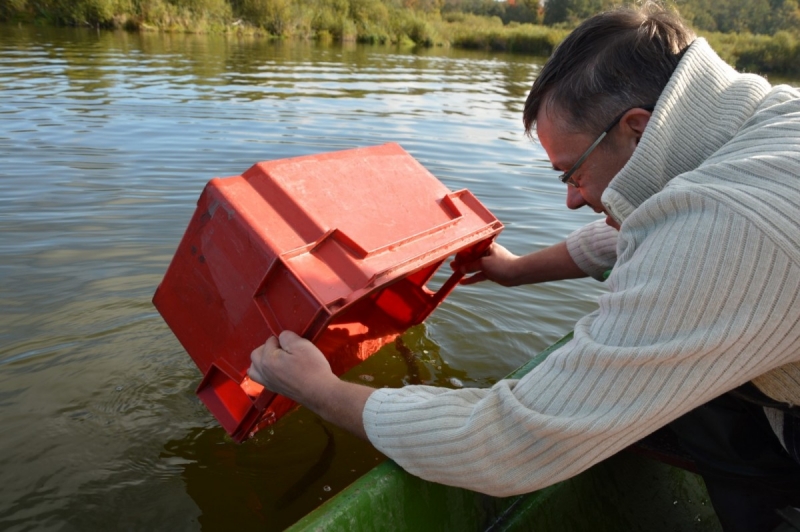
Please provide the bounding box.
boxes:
[0,0,233,28]
[672,0,800,35]
[234,0,292,35]
[445,12,565,54]
[3,0,800,77]
[704,29,800,76]
[541,0,800,36]
[535,0,800,75]
[3,0,120,26]
[442,0,539,25]
[542,0,624,25]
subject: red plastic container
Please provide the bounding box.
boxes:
[153,143,502,442]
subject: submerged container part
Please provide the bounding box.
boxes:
[153,143,503,442]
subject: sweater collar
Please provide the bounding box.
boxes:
[601,38,772,225]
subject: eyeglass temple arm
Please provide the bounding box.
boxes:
[570,131,608,171]
[578,104,655,166]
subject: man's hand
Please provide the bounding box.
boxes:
[248,331,374,440]
[454,243,521,286]
[248,331,336,405]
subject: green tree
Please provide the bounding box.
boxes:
[672,0,800,35]
[504,0,539,24]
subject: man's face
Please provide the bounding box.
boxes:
[535,105,648,229]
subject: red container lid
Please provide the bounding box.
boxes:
[153,143,503,441]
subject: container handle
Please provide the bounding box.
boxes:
[430,269,465,306]
[429,239,494,305]
[195,360,277,442]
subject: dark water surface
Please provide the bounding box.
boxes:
[0,25,610,531]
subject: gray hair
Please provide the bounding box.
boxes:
[523,2,695,137]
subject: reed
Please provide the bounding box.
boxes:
[443,13,568,55]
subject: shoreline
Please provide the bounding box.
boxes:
[2,11,799,78]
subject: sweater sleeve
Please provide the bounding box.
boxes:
[565,219,619,280]
[362,193,800,497]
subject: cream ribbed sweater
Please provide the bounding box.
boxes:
[362,39,800,497]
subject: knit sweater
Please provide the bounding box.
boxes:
[362,39,800,497]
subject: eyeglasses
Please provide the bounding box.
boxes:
[558,105,655,188]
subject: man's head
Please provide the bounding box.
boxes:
[524,3,695,225]
[524,2,695,137]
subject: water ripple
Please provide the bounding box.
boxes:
[0,24,607,532]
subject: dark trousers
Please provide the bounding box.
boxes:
[667,391,800,532]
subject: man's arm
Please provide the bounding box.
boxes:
[458,218,620,286]
[248,331,373,439]
[358,199,800,497]
[457,241,586,286]
[249,202,800,498]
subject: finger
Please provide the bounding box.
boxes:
[250,336,277,368]
[247,354,268,383]
[457,259,483,275]
[278,330,303,352]
[265,335,279,351]
[249,339,284,383]
[459,272,487,285]
[246,365,262,382]
[251,337,277,363]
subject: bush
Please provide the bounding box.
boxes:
[236,0,291,35]
[6,0,120,26]
[173,0,232,21]
[445,13,566,54]
[735,31,800,75]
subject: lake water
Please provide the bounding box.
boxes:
[0,24,611,531]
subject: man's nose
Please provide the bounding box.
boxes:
[566,185,587,210]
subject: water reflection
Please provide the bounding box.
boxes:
[158,329,467,531]
[1,24,541,110]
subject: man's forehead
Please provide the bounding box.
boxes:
[535,105,583,142]
[535,104,577,137]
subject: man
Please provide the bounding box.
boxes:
[249,4,800,530]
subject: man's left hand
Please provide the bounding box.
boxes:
[247,330,374,440]
[248,330,336,406]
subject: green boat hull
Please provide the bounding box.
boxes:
[289,334,722,531]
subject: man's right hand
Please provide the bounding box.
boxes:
[453,243,521,286]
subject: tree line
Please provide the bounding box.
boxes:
[540,0,800,35]
[2,0,800,37]
[2,0,800,75]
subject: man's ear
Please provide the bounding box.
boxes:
[619,108,652,140]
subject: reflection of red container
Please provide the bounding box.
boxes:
[153,143,503,442]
